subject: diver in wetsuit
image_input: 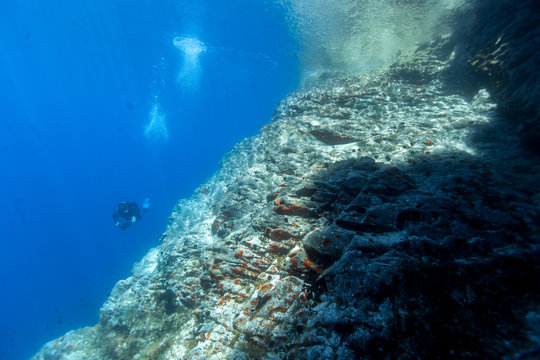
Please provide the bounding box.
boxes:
[112,198,150,230]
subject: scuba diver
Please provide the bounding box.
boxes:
[112,198,150,230]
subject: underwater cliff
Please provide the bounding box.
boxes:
[33,0,540,359]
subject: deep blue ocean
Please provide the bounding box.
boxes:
[0,1,298,359]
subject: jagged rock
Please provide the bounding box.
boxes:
[32,1,540,358]
[302,226,355,267]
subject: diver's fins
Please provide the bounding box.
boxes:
[142,198,150,213]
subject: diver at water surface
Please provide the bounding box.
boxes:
[113,198,150,230]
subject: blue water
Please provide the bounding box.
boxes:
[0,1,298,359]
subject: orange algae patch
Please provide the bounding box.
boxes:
[289,248,303,257]
[234,249,244,258]
[270,229,292,241]
[303,257,323,274]
[260,283,274,292]
[289,257,298,268]
[274,204,311,217]
[269,243,288,255]
[232,267,245,276]
[234,279,241,285]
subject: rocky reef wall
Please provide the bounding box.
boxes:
[448,0,540,154]
[33,0,540,359]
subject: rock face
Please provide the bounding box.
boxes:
[33,1,540,359]
[449,0,540,154]
[390,0,540,155]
